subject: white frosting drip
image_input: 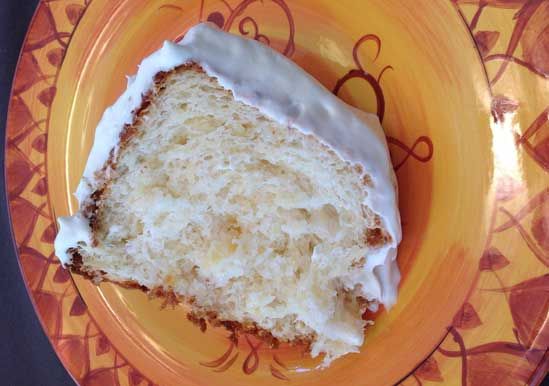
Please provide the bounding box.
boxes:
[54,214,92,262]
[56,23,401,307]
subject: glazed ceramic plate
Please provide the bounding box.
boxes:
[6,0,548,385]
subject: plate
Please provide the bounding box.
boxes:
[6,0,548,385]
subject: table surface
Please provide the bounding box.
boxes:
[0,1,547,386]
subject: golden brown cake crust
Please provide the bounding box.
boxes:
[68,249,314,349]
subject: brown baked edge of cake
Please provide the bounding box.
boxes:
[62,62,388,350]
[66,248,316,350]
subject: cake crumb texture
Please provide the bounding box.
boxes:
[67,66,391,364]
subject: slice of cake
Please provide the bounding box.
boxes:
[54,23,401,365]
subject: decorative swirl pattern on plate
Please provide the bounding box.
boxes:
[201,0,295,57]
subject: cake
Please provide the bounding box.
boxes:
[54,23,401,365]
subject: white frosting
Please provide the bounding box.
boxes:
[55,23,401,307]
[54,214,92,261]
